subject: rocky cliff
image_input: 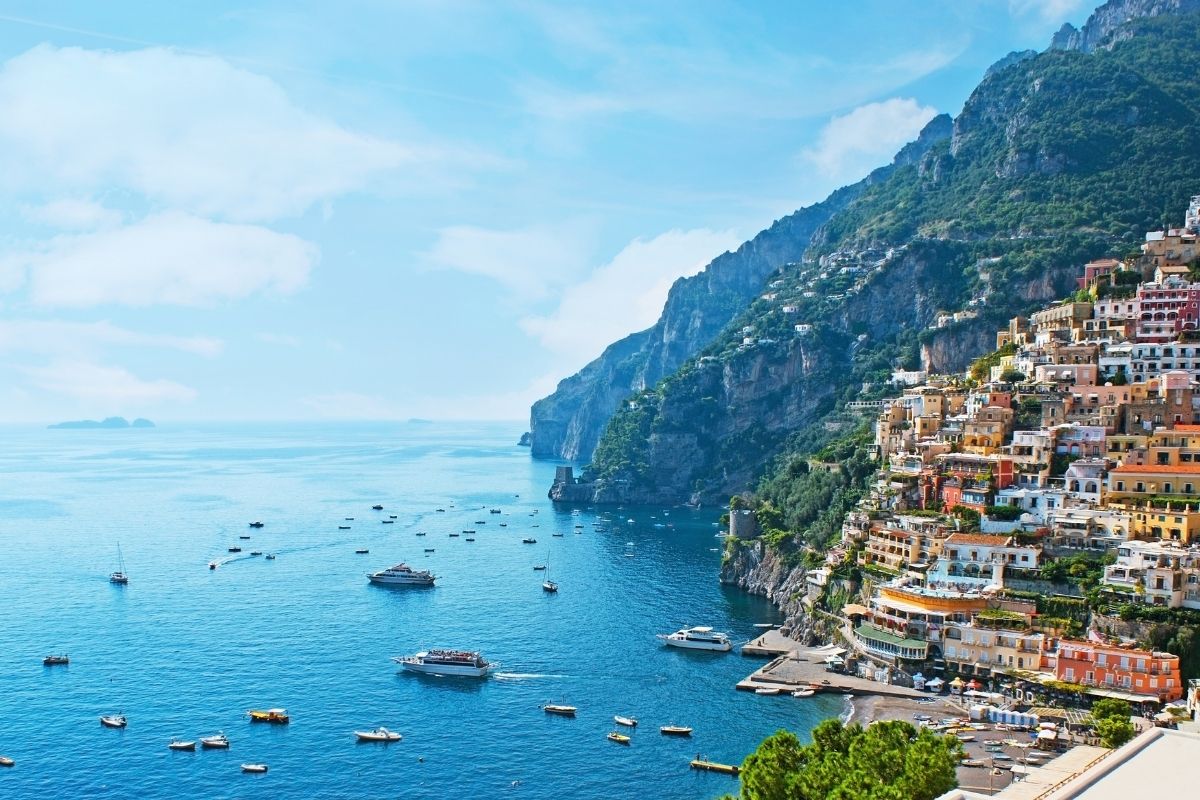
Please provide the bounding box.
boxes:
[1051,0,1200,52]
[528,115,954,462]
[719,541,836,644]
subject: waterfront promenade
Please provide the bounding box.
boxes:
[736,638,927,700]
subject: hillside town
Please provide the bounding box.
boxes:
[736,198,1200,736]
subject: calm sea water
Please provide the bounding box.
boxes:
[0,422,841,799]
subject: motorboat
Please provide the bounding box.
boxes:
[792,689,816,698]
[43,654,69,666]
[248,708,289,724]
[424,548,436,553]
[367,563,435,586]
[110,542,129,585]
[0,756,13,767]
[382,520,394,524]
[522,538,537,544]
[448,532,459,537]
[755,687,782,696]
[490,508,501,514]
[250,551,263,556]
[355,549,369,554]
[249,521,264,528]
[200,733,230,749]
[543,704,576,717]
[339,525,351,530]
[389,515,397,519]
[346,517,355,521]
[394,649,496,677]
[660,725,693,736]
[228,546,242,553]
[209,561,218,570]
[168,739,196,751]
[436,508,445,512]
[499,523,507,527]
[656,626,733,652]
[533,565,546,571]
[613,715,637,727]
[607,731,631,745]
[241,763,268,773]
[465,537,475,542]
[372,505,384,510]
[100,714,127,728]
[354,727,402,742]
[416,532,427,536]
[264,554,276,560]
[239,535,251,540]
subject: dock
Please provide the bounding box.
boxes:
[741,628,800,657]
[736,646,928,700]
[690,758,740,776]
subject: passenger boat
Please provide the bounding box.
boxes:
[660,725,693,736]
[43,654,69,666]
[249,521,264,528]
[110,542,129,585]
[522,537,537,544]
[100,714,127,728]
[200,733,230,749]
[613,715,637,727]
[792,688,816,698]
[656,626,733,652]
[354,727,402,742]
[543,704,577,717]
[0,756,13,767]
[606,731,631,745]
[248,708,289,724]
[168,739,196,751]
[393,649,496,677]
[367,563,435,586]
[241,763,268,773]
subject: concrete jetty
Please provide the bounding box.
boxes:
[736,645,927,700]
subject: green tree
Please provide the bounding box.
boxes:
[730,720,960,800]
[1090,698,1136,748]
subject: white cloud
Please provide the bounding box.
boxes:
[21,359,197,404]
[300,391,398,419]
[21,199,123,230]
[422,221,594,300]
[801,98,938,181]
[0,320,222,357]
[520,227,739,364]
[0,45,412,221]
[4,211,316,308]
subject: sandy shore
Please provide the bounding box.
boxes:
[849,692,960,725]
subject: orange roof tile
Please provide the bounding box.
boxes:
[1110,463,1200,474]
[1170,424,1200,432]
[945,533,1013,546]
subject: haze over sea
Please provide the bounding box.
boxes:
[0,421,841,799]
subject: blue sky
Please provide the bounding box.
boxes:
[0,0,1093,422]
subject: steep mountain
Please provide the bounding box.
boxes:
[528,115,953,461]
[553,6,1200,506]
[1051,0,1200,52]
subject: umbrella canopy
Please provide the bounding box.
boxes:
[1036,729,1056,740]
[949,677,965,688]
[966,680,981,690]
[912,672,925,680]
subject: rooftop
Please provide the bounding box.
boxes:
[1110,463,1200,474]
[946,533,1014,546]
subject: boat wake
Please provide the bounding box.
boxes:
[494,672,568,681]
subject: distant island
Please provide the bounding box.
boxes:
[517,432,531,447]
[48,417,155,430]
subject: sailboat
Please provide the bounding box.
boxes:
[109,543,129,585]
[541,553,558,593]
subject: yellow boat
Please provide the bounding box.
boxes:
[248,708,289,724]
[607,731,631,745]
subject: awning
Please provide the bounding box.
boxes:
[927,677,945,689]
[1037,729,1056,740]
[950,677,965,688]
[966,680,981,690]
[912,672,925,680]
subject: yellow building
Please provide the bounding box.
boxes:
[1108,463,1200,503]
[1107,500,1200,544]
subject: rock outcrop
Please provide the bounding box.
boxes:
[1050,0,1200,52]
[719,541,836,644]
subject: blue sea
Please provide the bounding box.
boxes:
[0,422,842,798]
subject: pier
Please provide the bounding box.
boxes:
[736,643,927,700]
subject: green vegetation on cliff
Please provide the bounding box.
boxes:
[580,11,1200,507]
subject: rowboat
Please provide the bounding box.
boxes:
[613,715,638,727]
[792,688,816,698]
[100,714,127,729]
[755,687,782,696]
[200,733,229,749]
[543,704,576,717]
[606,731,631,745]
[354,727,402,743]
[660,725,693,736]
[43,654,69,666]
[168,739,196,751]
[241,763,268,773]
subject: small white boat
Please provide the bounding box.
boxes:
[613,715,638,727]
[354,727,402,743]
[200,733,230,749]
[241,763,268,773]
[168,739,196,751]
[791,689,816,698]
[100,714,127,729]
[755,687,782,696]
[660,725,692,736]
[543,704,576,717]
[0,756,13,767]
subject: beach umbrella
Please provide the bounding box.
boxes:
[966,679,981,690]
[950,677,964,689]
[913,672,925,680]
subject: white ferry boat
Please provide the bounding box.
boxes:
[367,563,435,586]
[656,626,733,652]
[393,649,496,677]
